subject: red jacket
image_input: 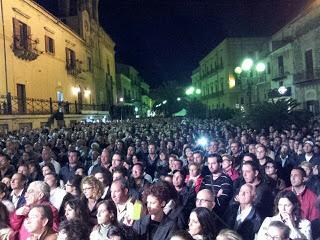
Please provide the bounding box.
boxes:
[10,199,59,240]
[185,175,203,193]
[287,187,320,221]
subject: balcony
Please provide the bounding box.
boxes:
[293,68,320,84]
[272,72,288,81]
[66,60,82,76]
[12,36,40,61]
[268,87,291,99]
[202,90,224,100]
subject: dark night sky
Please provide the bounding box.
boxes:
[99,0,310,88]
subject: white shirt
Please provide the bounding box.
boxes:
[10,189,24,208]
[50,187,67,210]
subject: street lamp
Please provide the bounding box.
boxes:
[162,100,167,104]
[278,86,288,95]
[177,97,181,101]
[119,97,124,121]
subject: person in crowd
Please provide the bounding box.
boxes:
[89,149,110,175]
[133,181,176,240]
[266,221,291,240]
[287,167,319,221]
[27,160,42,182]
[201,153,233,216]
[24,204,57,240]
[300,161,320,195]
[57,219,90,240]
[256,144,272,168]
[59,150,83,184]
[41,163,56,180]
[193,151,210,176]
[94,169,112,199]
[109,153,125,172]
[0,201,15,240]
[10,181,59,239]
[0,182,15,212]
[275,143,296,185]
[40,147,61,174]
[63,198,90,224]
[223,183,262,240]
[298,140,320,167]
[221,154,239,182]
[215,229,243,240]
[264,160,286,194]
[145,143,159,179]
[170,230,194,240]
[238,161,274,220]
[80,175,104,227]
[90,199,119,239]
[129,163,150,197]
[229,141,243,170]
[0,153,15,179]
[9,173,27,209]
[188,207,216,240]
[185,163,203,193]
[110,178,142,224]
[257,190,312,240]
[44,173,67,211]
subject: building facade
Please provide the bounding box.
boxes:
[191,38,267,110]
[0,0,116,115]
[116,63,152,117]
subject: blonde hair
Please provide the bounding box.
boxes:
[216,229,243,240]
[81,176,104,199]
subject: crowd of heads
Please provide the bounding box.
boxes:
[0,118,320,239]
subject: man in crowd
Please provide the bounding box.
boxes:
[40,147,60,174]
[10,181,59,239]
[202,153,233,216]
[287,167,319,221]
[0,153,15,179]
[9,173,27,209]
[44,172,67,211]
[59,150,83,184]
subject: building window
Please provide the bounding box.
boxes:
[65,48,76,70]
[267,62,271,74]
[13,18,31,50]
[278,56,284,76]
[87,57,92,71]
[45,36,55,54]
[305,49,314,79]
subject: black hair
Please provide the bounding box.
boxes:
[191,207,216,239]
[59,220,90,240]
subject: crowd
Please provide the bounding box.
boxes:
[0,118,320,240]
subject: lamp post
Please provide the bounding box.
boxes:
[234,58,266,106]
[119,97,124,121]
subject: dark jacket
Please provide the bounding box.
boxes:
[133,214,176,240]
[9,188,26,209]
[223,204,262,240]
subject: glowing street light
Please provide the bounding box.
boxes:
[185,86,195,95]
[177,97,181,101]
[195,89,201,94]
[234,66,242,74]
[162,100,167,104]
[119,97,124,102]
[256,62,266,72]
[278,86,288,95]
[241,58,253,71]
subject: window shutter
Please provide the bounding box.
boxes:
[66,48,70,67]
[52,38,55,54]
[12,18,21,49]
[26,25,31,50]
[45,36,49,52]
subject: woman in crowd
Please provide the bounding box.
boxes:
[80,175,104,227]
[90,199,118,239]
[257,190,312,240]
[94,170,112,200]
[63,198,90,224]
[28,160,41,182]
[25,204,57,240]
[264,160,286,194]
[57,220,90,240]
[170,230,194,240]
[215,229,243,240]
[133,181,177,240]
[0,182,14,212]
[185,163,203,193]
[0,202,15,240]
[188,207,216,240]
[41,163,56,179]
[221,154,239,181]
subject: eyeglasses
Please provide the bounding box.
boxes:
[82,186,93,192]
[196,198,213,204]
[265,233,283,240]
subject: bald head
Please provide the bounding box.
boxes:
[196,189,216,211]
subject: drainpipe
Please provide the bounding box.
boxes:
[0,0,9,95]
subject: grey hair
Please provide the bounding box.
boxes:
[29,181,50,199]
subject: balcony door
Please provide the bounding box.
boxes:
[17,84,26,114]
